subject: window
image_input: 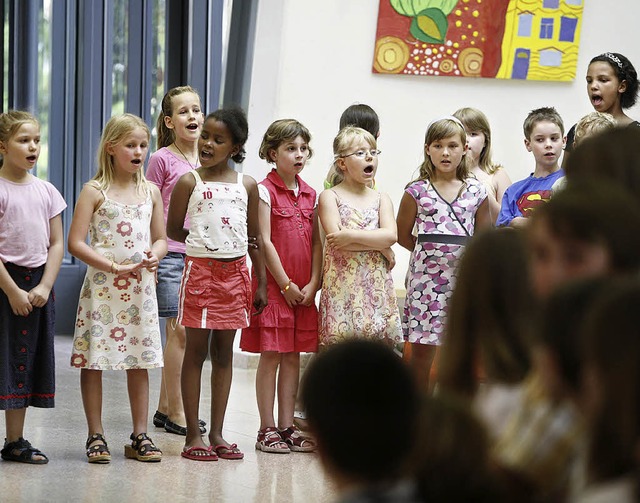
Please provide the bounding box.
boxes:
[517,13,533,37]
[540,48,562,67]
[540,18,554,39]
[36,0,53,180]
[559,16,578,42]
[543,0,559,8]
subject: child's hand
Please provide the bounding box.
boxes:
[299,282,318,306]
[283,282,304,308]
[325,229,353,250]
[142,250,159,272]
[8,289,33,317]
[116,262,144,283]
[253,284,267,315]
[28,284,52,308]
[381,247,396,270]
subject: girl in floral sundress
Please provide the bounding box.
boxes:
[318,126,402,346]
[68,114,167,463]
[396,117,490,392]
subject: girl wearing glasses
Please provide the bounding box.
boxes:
[396,117,491,391]
[318,126,403,346]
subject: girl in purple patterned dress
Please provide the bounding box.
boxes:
[397,117,490,391]
[318,126,402,346]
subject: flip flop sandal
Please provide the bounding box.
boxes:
[279,426,316,452]
[213,443,244,460]
[124,433,162,462]
[1,437,49,464]
[255,427,290,454]
[86,433,111,464]
[181,445,218,461]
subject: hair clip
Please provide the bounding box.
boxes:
[603,52,623,70]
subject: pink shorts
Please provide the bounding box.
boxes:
[178,256,252,330]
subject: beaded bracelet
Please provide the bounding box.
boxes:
[280,279,292,295]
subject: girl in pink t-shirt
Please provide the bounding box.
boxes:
[241,119,321,453]
[0,111,66,464]
[146,86,206,436]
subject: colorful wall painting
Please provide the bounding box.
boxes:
[372,0,584,81]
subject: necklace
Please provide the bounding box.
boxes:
[173,143,197,169]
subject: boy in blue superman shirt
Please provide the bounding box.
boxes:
[497,107,566,227]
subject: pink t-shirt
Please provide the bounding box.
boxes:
[0,175,67,268]
[146,147,194,253]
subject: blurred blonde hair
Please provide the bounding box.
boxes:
[326,126,376,187]
[573,111,616,147]
[92,113,151,195]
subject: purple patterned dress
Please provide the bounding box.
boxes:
[402,178,486,345]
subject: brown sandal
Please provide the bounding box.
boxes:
[124,433,162,462]
[86,433,111,464]
[279,426,315,452]
[255,427,290,453]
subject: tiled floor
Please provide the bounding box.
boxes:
[0,336,335,503]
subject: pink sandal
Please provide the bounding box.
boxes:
[255,427,290,454]
[279,426,315,452]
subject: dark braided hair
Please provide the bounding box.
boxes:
[206,107,249,164]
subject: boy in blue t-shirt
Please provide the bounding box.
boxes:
[497,107,566,227]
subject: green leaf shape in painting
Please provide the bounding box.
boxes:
[390,0,458,17]
[410,8,449,44]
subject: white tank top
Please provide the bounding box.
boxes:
[185,170,248,258]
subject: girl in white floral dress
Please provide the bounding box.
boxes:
[68,114,167,463]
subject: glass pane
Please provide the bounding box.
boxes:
[150,0,166,151]
[111,0,128,116]
[36,0,52,181]
[2,1,8,112]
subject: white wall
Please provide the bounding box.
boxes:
[244,0,640,286]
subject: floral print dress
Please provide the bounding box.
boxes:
[70,190,163,370]
[319,192,403,346]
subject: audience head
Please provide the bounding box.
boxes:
[587,52,639,110]
[302,340,418,485]
[528,181,640,298]
[339,103,380,139]
[564,127,640,204]
[439,228,532,397]
[412,393,505,502]
[582,278,640,483]
[572,111,616,147]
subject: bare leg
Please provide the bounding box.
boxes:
[81,369,106,459]
[208,329,236,449]
[181,327,210,451]
[5,407,27,442]
[126,369,150,435]
[277,352,300,430]
[409,343,438,392]
[256,352,280,430]
[157,318,187,425]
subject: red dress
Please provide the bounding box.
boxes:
[240,170,318,353]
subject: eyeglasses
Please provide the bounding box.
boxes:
[340,149,381,159]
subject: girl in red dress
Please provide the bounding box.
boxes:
[241,119,322,453]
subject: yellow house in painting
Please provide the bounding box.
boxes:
[496,0,584,81]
